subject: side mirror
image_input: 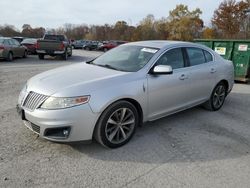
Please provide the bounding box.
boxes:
[151,65,173,75]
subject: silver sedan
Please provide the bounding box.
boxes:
[17,41,234,148]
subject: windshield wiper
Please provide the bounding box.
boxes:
[87,62,128,72]
[85,58,96,64]
[96,64,120,71]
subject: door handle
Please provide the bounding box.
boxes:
[179,74,188,80]
[210,68,216,73]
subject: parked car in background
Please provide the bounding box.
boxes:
[12,37,25,43]
[98,40,127,52]
[0,37,28,61]
[83,41,99,50]
[72,40,87,49]
[17,41,234,148]
[36,34,72,60]
[21,38,38,54]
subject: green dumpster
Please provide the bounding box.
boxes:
[194,39,250,82]
[213,40,234,60]
[232,41,250,82]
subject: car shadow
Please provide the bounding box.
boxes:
[70,92,250,164]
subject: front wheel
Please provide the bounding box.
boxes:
[38,54,44,60]
[7,52,13,62]
[203,82,227,111]
[94,101,139,148]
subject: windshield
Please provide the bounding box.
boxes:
[92,45,158,72]
[21,38,37,44]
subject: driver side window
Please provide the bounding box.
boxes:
[156,48,184,69]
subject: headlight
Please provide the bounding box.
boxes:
[40,96,90,110]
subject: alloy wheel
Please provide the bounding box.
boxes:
[105,108,135,144]
[212,85,226,109]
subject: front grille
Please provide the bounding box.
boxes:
[31,123,40,134]
[22,91,48,111]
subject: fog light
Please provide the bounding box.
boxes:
[63,129,69,137]
[44,127,71,139]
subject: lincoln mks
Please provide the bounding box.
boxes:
[17,41,234,148]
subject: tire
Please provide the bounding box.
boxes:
[7,52,13,62]
[203,82,227,111]
[68,48,72,57]
[38,54,44,60]
[86,47,90,51]
[103,48,108,52]
[94,101,139,148]
[62,51,68,60]
[23,50,28,58]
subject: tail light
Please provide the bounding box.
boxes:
[0,46,5,50]
[35,42,39,49]
[59,43,65,50]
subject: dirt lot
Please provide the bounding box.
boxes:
[0,50,250,188]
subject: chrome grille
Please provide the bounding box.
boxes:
[22,91,48,111]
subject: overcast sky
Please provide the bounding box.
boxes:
[0,0,225,30]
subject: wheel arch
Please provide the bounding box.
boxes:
[217,79,229,93]
[120,98,143,126]
[9,50,13,55]
[93,98,144,137]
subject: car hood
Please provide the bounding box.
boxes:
[27,63,130,96]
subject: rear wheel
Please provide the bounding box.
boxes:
[203,82,227,111]
[7,52,13,62]
[62,51,68,60]
[23,50,28,58]
[38,54,44,60]
[94,101,139,148]
[68,48,72,57]
[103,48,108,52]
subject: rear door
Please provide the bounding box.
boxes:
[11,39,23,57]
[184,47,217,104]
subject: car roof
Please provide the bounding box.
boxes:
[125,40,193,49]
[0,37,11,40]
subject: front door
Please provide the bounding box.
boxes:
[147,48,191,120]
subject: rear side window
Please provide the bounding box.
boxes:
[3,40,9,45]
[186,48,206,66]
[44,35,65,41]
[12,39,20,45]
[8,39,15,45]
[203,50,213,62]
[156,48,184,69]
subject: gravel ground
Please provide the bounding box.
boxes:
[0,50,250,188]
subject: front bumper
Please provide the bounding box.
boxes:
[17,104,99,142]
